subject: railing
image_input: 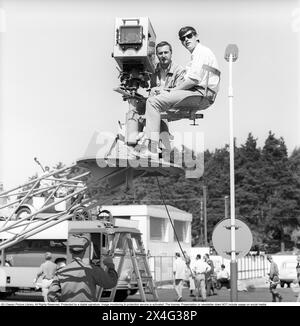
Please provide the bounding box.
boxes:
[148,256,174,284]
[237,255,268,280]
[148,254,268,283]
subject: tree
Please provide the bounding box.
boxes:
[235,133,263,225]
[260,132,300,252]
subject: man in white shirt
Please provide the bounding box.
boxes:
[173,252,187,302]
[138,26,219,160]
[216,264,230,289]
[191,254,211,301]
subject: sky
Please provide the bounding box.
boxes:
[0,0,299,189]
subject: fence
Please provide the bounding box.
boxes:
[212,254,268,280]
[148,254,268,283]
[148,256,174,284]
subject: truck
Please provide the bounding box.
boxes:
[0,218,149,302]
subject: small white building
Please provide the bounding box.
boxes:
[102,205,192,257]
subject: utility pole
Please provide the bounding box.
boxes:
[200,198,204,245]
[203,186,208,247]
[225,195,229,219]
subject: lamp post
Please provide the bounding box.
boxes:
[224,44,239,302]
[203,186,208,247]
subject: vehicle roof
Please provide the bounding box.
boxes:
[68,221,141,235]
[0,220,141,241]
[281,260,297,264]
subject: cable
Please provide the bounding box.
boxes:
[155,176,195,279]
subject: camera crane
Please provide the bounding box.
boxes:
[0,17,221,302]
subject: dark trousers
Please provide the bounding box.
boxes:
[269,284,282,302]
[217,278,230,289]
[206,278,215,295]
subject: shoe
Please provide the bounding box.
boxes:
[189,294,195,297]
[176,296,182,302]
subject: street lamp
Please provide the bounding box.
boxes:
[224,44,239,302]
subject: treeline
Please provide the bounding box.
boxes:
[101,131,300,253]
[33,131,300,253]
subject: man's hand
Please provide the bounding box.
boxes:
[172,77,197,91]
[33,279,40,290]
[103,257,115,269]
[149,87,161,96]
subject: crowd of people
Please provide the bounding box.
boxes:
[172,252,300,303]
[172,251,230,302]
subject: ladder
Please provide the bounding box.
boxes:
[98,231,159,302]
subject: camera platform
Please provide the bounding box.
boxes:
[76,155,184,191]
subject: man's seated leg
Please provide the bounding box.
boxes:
[140,90,196,158]
[219,278,230,289]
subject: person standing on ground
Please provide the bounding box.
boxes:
[294,255,300,302]
[204,253,216,296]
[183,250,195,297]
[47,234,118,302]
[267,254,283,302]
[173,252,187,302]
[296,255,300,286]
[191,254,211,302]
[34,252,57,302]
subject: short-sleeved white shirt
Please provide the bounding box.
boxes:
[184,43,219,92]
[173,257,187,279]
[217,270,230,280]
[191,259,211,274]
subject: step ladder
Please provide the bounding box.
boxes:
[98,231,159,302]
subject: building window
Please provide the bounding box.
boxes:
[150,217,166,241]
[173,220,187,242]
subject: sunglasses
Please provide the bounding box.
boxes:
[179,32,194,42]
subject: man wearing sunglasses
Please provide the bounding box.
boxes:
[137,26,219,160]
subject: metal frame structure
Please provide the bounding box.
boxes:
[0,164,91,251]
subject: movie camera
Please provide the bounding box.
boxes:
[112,17,156,146]
[113,17,156,91]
